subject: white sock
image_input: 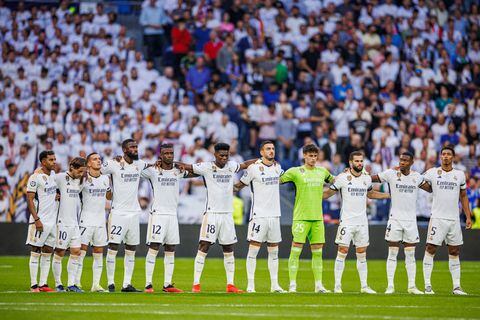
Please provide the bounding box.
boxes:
[246,245,260,290]
[106,249,117,286]
[52,254,63,287]
[67,255,80,287]
[356,252,368,288]
[145,248,158,287]
[448,255,461,289]
[39,252,52,286]
[334,251,347,288]
[75,250,86,286]
[193,251,207,285]
[224,252,235,285]
[422,251,434,288]
[386,247,399,288]
[123,249,135,288]
[92,252,103,287]
[404,247,416,288]
[164,251,175,287]
[268,246,280,289]
[29,252,40,287]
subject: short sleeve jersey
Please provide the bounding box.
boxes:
[26,171,58,224]
[423,167,466,220]
[378,169,423,221]
[55,172,82,227]
[80,174,111,227]
[330,171,372,225]
[141,166,188,215]
[280,165,334,221]
[192,161,240,214]
[240,161,283,219]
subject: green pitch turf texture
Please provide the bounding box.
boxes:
[0,256,479,319]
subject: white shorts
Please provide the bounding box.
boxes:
[199,212,237,245]
[26,222,56,248]
[146,214,180,245]
[385,219,420,244]
[427,218,463,246]
[107,213,140,246]
[247,217,282,243]
[80,225,108,247]
[56,225,81,250]
[335,224,369,248]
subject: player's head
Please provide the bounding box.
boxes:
[86,152,101,170]
[160,143,174,165]
[122,138,139,160]
[39,150,56,171]
[440,145,455,166]
[214,143,230,166]
[302,144,319,167]
[399,151,414,170]
[260,140,275,161]
[69,157,87,179]
[349,151,364,173]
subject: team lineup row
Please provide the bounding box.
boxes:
[25,139,472,295]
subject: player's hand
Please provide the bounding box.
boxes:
[465,218,472,230]
[55,193,60,201]
[175,162,186,172]
[155,159,162,168]
[113,155,122,162]
[34,219,43,232]
[34,167,43,174]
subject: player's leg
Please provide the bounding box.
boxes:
[423,218,445,294]
[27,223,55,292]
[38,245,54,292]
[288,221,309,292]
[162,215,182,292]
[75,226,90,288]
[193,213,216,292]
[29,245,41,292]
[145,242,160,293]
[267,217,283,293]
[122,215,141,292]
[403,221,422,294]
[52,247,66,291]
[334,224,353,293]
[246,218,266,292]
[106,214,123,292]
[309,221,328,293]
[219,214,241,293]
[90,225,107,292]
[385,242,399,294]
[447,219,466,295]
[66,245,83,292]
[353,225,374,293]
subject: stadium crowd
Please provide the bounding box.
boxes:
[0,0,479,224]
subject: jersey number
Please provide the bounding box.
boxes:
[430,227,437,236]
[294,223,304,233]
[340,227,346,235]
[80,227,87,236]
[252,223,260,233]
[111,225,122,235]
[207,224,216,234]
[152,225,162,235]
[34,230,42,238]
[386,224,391,233]
[58,231,67,240]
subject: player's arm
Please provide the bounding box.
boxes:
[371,174,381,183]
[239,158,258,170]
[418,181,432,193]
[367,189,390,199]
[323,188,337,199]
[26,176,43,231]
[234,181,247,192]
[106,190,113,200]
[460,189,473,229]
[175,161,194,173]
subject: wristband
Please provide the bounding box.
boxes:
[34,217,40,221]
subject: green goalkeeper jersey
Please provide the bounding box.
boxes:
[280,165,334,221]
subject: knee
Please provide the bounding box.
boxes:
[164,244,175,252]
[108,243,119,251]
[54,249,65,257]
[426,244,437,255]
[70,248,81,256]
[222,244,234,253]
[448,246,460,256]
[92,247,103,254]
[125,245,136,252]
[356,246,367,254]
[198,241,210,253]
[149,243,161,251]
[41,246,53,254]
[338,246,349,255]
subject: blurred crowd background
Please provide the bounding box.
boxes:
[0,0,479,226]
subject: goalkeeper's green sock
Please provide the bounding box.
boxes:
[288,246,302,286]
[312,248,324,288]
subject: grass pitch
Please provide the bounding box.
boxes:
[0,256,479,319]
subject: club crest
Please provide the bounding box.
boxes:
[397,171,402,181]
[299,168,305,174]
[42,176,47,182]
[347,175,352,181]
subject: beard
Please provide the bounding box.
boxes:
[126,152,139,160]
[352,165,363,173]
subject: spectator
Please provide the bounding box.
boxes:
[139,0,169,61]
[171,18,192,76]
[186,56,211,94]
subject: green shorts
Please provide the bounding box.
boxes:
[292,220,325,244]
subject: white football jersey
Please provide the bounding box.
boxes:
[79,173,111,227]
[192,161,240,214]
[26,171,58,224]
[423,167,466,220]
[55,172,82,227]
[330,171,372,225]
[100,158,147,215]
[240,161,282,219]
[378,169,423,221]
[141,166,187,215]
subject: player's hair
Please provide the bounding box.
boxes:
[302,143,319,154]
[400,151,414,160]
[349,150,364,161]
[39,150,55,162]
[86,152,99,163]
[441,145,455,156]
[121,138,136,149]
[69,157,87,169]
[160,143,174,151]
[214,143,230,152]
[260,140,275,150]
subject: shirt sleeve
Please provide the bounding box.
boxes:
[366,175,373,191]
[192,162,208,176]
[422,168,433,184]
[323,168,334,183]
[330,173,344,191]
[229,160,241,173]
[140,167,153,179]
[26,174,38,193]
[377,169,390,183]
[100,160,114,175]
[136,159,148,171]
[240,165,254,185]
[460,172,467,190]
[280,168,295,184]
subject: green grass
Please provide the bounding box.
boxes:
[0,256,479,319]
